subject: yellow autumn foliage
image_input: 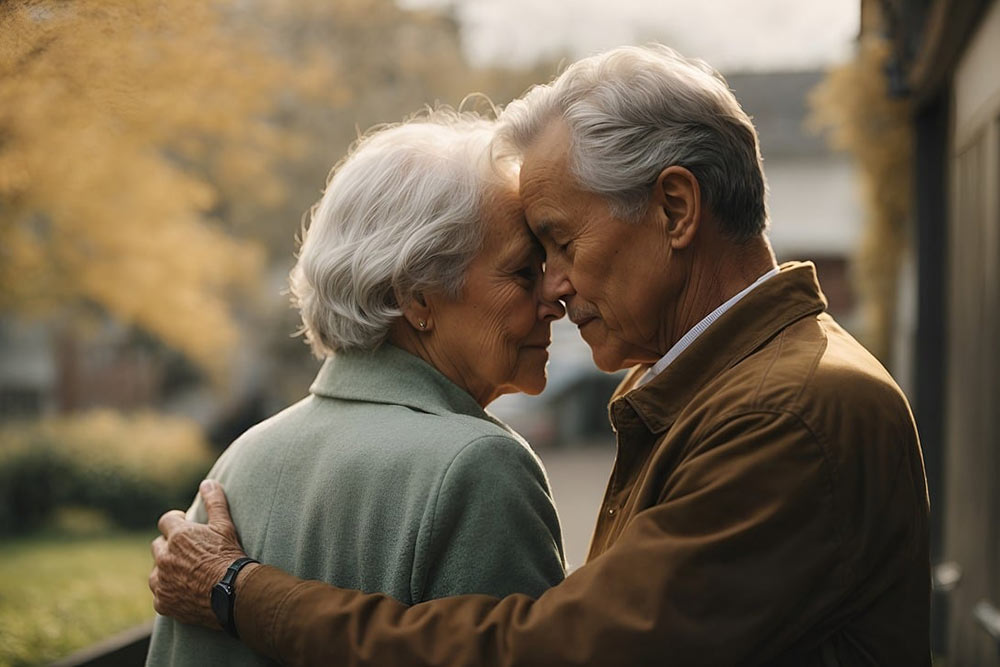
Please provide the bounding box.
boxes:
[808,37,912,362]
[0,0,341,377]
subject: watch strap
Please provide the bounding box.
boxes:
[216,556,259,638]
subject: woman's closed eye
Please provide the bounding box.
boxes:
[515,265,540,282]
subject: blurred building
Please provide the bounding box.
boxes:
[0,318,163,419]
[0,319,56,418]
[728,70,862,326]
[0,312,275,452]
[874,0,1000,661]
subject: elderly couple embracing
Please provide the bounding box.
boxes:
[147,44,930,666]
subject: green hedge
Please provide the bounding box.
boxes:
[0,411,213,535]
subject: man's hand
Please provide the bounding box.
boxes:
[149,479,253,628]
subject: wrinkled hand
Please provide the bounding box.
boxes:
[150,479,250,628]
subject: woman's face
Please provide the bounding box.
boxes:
[427,182,563,406]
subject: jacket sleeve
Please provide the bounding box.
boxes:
[411,435,566,602]
[234,410,867,666]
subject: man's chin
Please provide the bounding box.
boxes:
[579,325,637,372]
[588,346,631,373]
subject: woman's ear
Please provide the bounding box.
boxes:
[651,165,701,249]
[399,291,433,332]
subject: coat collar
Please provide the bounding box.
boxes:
[615,261,828,434]
[310,343,490,422]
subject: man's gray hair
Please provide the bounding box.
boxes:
[290,109,511,356]
[497,44,768,241]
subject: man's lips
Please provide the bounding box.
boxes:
[522,339,551,349]
[569,315,597,327]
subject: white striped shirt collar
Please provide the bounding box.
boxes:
[637,267,780,387]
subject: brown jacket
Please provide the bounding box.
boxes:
[236,262,931,666]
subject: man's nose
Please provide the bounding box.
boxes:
[541,261,574,304]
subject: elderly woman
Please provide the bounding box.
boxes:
[145,109,566,666]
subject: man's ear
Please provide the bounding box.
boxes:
[398,291,433,332]
[651,166,701,249]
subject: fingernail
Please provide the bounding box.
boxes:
[200,479,216,494]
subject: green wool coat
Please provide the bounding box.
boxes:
[146,344,566,666]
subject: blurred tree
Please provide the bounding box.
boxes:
[0,0,339,378]
[808,37,911,363]
[0,0,558,413]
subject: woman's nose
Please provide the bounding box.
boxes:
[538,295,565,322]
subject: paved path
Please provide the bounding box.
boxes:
[536,441,617,571]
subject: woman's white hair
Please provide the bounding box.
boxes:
[496,44,768,241]
[290,108,512,357]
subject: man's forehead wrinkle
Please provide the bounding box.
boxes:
[521,169,565,222]
[519,164,551,204]
[519,176,558,235]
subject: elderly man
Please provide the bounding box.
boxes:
[150,44,930,666]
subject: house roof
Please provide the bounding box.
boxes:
[724,70,832,158]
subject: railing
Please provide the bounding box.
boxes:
[50,621,152,667]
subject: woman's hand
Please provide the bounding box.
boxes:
[149,479,253,628]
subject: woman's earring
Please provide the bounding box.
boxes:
[418,320,426,330]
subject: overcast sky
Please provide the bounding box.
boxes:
[400,0,860,72]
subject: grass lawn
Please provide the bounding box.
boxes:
[0,529,157,667]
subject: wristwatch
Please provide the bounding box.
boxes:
[210,556,259,638]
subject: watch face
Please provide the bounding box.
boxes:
[211,582,231,626]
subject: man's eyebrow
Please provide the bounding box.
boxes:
[532,219,556,238]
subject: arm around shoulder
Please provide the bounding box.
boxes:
[235,410,856,666]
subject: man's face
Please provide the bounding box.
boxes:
[519,121,682,372]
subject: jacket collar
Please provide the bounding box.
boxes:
[616,261,828,434]
[310,343,490,422]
